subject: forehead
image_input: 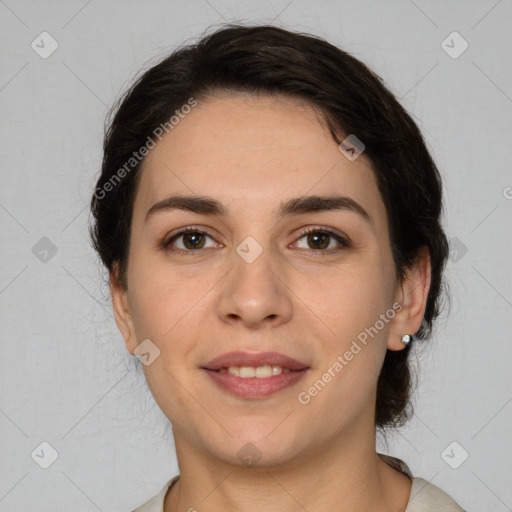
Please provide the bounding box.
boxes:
[133,93,384,224]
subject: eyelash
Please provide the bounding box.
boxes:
[162,225,351,257]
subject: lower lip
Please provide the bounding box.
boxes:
[202,368,309,399]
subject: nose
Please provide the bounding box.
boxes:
[216,244,293,329]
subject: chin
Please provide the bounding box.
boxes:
[208,428,309,470]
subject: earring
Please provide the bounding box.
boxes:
[401,334,412,345]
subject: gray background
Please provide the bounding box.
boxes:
[1,0,511,510]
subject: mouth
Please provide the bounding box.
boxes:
[211,364,294,377]
[200,351,310,399]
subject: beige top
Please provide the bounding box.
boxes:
[132,453,466,511]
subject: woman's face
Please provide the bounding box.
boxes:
[111,93,424,468]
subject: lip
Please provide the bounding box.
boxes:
[200,351,310,399]
[201,351,309,371]
[202,368,309,399]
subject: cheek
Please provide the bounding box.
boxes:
[126,259,210,386]
[296,264,392,391]
[130,268,202,424]
[127,254,202,337]
[295,262,391,337]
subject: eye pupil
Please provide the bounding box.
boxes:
[165,228,346,254]
[184,233,205,249]
[308,233,329,250]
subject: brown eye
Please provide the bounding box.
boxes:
[163,227,217,253]
[179,232,206,249]
[295,227,350,254]
[305,232,330,250]
[162,226,350,256]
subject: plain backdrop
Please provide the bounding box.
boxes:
[1,1,511,510]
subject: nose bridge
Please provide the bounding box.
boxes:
[217,231,292,326]
[232,232,278,301]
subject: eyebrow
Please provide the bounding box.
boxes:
[145,194,371,223]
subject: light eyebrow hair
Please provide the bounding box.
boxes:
[145,194,371,223]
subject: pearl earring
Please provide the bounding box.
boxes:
[401,334,412,345]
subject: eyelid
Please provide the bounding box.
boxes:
[292,225,351,255]
[162,225,351,254]
[162,225,220,249]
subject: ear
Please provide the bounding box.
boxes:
[387,245,432,351]
[110,263,138,355]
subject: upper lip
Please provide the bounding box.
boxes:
[202,351,309,371]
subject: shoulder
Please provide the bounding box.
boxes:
[131,476,178,512]
[407,477,466,511]
[377,453,465,511]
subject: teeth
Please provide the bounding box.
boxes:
[240,366,256,378]
[221,365,291,378]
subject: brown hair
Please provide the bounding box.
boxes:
[90,24,449,431]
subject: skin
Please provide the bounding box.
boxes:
[111,93,431,512]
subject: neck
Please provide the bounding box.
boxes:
[164,416,411,512]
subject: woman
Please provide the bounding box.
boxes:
[90,24,465,512]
